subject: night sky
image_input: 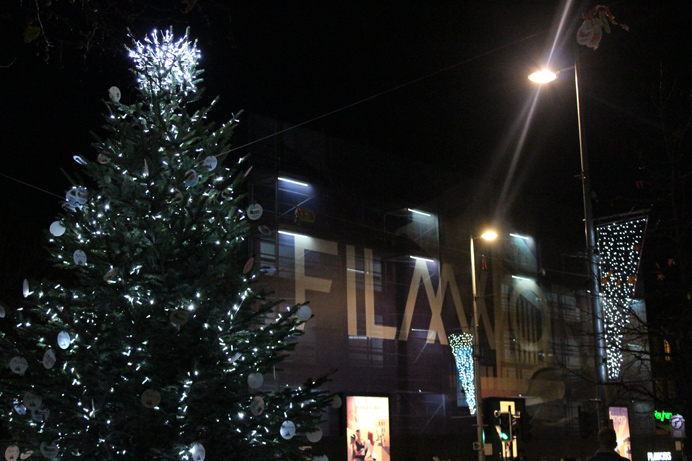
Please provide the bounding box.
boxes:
[1,1,691,299]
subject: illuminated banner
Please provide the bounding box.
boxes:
[346,396,391,461]
[609,407,632,460]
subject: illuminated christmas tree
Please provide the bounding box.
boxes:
[1,29,331,461]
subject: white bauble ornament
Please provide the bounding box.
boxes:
[10,356,28,375]
[23,392,42,411]
[190,443,205,461]
[203,156,218,171]
[103,267,119,282]
[65,187,88,210]
[261,267,277,276]
[108,86,121,103]
[247,372,264,389]
[74,187,88,204]
[250,396,265,416]
[141,389,161,408]
[97,153,110,164]
[170,309,189,326]
[14,403,26,415]
[32,407,49,423]
[306,427,323,443]
[49,221,66,237]
[22,279,31,298]
[184,169,199,187]
[5,445,19,461]
[280,420,296,440]
[40,442,59,459]
[73,249,87,266]
[19,451,32,460]
[258,225,272,236]
[330,395,342,409]
[243,257,254,275]
[246,203,263,220]
[296,305,312,322]
[57,331,71,350]
[0,305,5,318]
[42,349,56,369]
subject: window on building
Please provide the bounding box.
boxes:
[663,339,672,362]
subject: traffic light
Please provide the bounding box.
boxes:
[498,412,512,441]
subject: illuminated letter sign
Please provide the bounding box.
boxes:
[647,453,672,461]
[292,236,337,303]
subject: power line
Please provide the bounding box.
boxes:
[0,172,63,199]
[227,30,547,153]
[0,30,547,199]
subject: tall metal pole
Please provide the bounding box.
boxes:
[470,235,486,461]
[574,48,607,422]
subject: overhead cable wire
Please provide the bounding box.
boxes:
[227,30,548,154]
[0,30,547,198]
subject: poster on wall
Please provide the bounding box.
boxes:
[609,406,632,460]
[346,396,391,461]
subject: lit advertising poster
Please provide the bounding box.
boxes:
[346,396,391,461]
[609,407,632,460]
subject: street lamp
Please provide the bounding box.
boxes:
[529,59,607,420]
[470,230,497,461]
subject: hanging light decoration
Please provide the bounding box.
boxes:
[596,216,647,380]
[449,332,476,414]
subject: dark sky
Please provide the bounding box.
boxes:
[1,0,691,296]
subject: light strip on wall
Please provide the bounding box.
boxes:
[407,208,431,217]
[277,230,309,238]
[278,177,309,187]
[410,255,435,263]
[511,275,534,282]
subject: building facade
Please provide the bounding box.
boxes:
[242,114,671,461]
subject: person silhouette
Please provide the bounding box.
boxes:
[587,427,629,461]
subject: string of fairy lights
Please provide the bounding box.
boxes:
[596,216,647,380]
[449,333,476,414]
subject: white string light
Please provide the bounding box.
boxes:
[596,217,647,380]
[449,333,476,414]
[128,28,201,98]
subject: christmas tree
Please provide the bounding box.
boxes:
[1,29,332,461]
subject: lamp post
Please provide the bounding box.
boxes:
[470,230,497,461]
[529,56,607,422]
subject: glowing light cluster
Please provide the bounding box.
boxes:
[596,216,647,380]
[129,28,201,98]
[449,332,476,414]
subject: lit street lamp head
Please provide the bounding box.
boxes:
[480,231,498,241]
[528,69,557,83]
